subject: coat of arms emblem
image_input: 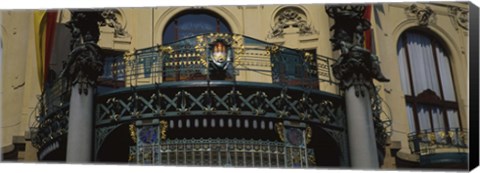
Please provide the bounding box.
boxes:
[208,40,233,80]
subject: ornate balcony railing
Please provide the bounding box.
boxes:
[31,33,343,156]
[30,77,71,149]
[95,81,344,128]
[129,138,315,167]
[408,128,468,156]
[99,33,339,92]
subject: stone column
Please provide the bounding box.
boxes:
[66,85,94,162]
[325,5,390,169]
[64,10,105,163]
[344,86,378,168]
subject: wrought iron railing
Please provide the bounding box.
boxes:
[31,33,341,150]
[101,33,339,91]
[129,138,315,168]
[95,81,344,127]
[408,128,468,156]
[30,77,71,149]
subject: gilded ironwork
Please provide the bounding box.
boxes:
[408,128,468,155]
[196,35,205,46]
[305,126,312,145]
[159,120,168,140]
[276,122,286,142]
[232,34,245,55]
[31,108,69,149]
[129,123,137,143]
[265,45,280,55]
[128,153,136,162]
[95,82,344,128]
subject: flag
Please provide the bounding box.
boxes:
[34,10,57,91]
[363,4,373,52]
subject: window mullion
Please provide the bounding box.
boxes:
[427,106,434,132]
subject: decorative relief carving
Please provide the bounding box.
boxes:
[404,4,435,26]
[269,7,315,38]
[100,9,130,38]
[64,10,105,95]
[326,5,390,96]
[448,6,468,30]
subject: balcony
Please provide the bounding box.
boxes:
[29,77,71,160]
[30,33,351,164]
[97,33,339,92]
[407,128,468,168]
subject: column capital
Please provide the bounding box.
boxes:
[62,10,106,95]
[326,5,390,97]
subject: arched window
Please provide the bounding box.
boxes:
[397,30,461,137]
[162,11,231,44]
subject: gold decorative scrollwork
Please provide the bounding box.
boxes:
[438,131,446,139]
[128,153,136,162]
[306,126,312,145]
[129,123,137,143]
[275,122,285,142]
[159,46,174,54]
[195,35,206,53]
[304,52,314,62]
[160,120,168,140]
[125,51,135,58]
[428,133,436,145]
[266,45,280,55]
[232,34,245,55]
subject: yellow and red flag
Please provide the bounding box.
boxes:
[363,4,373,52]
[34,10,57,91]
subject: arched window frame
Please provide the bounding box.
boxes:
[162,10,232,44]
[397,29,462,135]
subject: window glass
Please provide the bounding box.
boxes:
[163,12,231,44]
[396,30,460,134]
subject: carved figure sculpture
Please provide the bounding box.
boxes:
[326,5,390,95]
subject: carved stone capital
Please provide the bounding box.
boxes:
[332,44,390,96]
[68,42,104,94]
[326,5,390,96]
[63,10,106,95]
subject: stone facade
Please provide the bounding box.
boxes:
[1,2,470,169]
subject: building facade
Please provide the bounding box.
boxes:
[1,2,470,170]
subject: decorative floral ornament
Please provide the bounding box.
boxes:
[405,4,436,26]
[269,7,315,38]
